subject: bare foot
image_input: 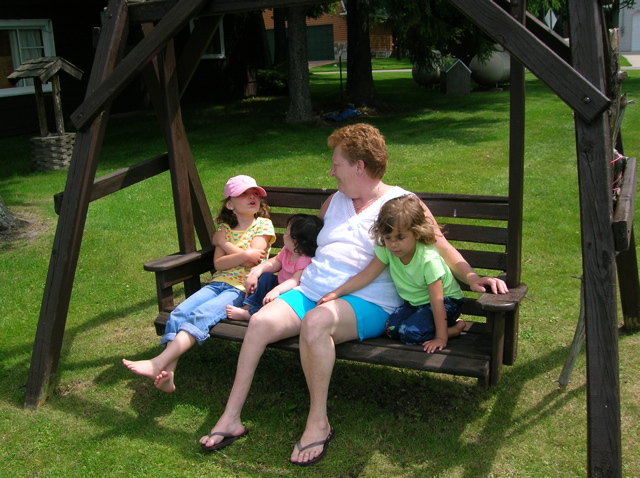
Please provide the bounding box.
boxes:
[122,358,161,380]
[226,305,251,320]
[154,370,176,393]
[449,319,466,337]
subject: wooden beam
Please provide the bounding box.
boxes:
[128,0,330,24]
[70,0,211,131]
[617,230,640,331]
[53,153,171,214]
[567,1,622,476]
[24,0,131,409]
[494,0,571,64]
[139,23,216,246]
[447,0,610,122]
[612,157,637,251]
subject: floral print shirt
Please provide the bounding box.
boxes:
[212,217,275,291]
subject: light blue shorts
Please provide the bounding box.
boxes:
[278,289,390,340]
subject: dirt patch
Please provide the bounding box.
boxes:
[0,208,52,250]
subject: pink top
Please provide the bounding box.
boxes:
[275,248,312,283]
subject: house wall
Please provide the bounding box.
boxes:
[262,7,393,61]
[1,1,109,138]
[0,1,161,138]
[1,3,272,139]
[620,4,640,52]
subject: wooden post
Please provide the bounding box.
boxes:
[567,1,622,476]
[24,0,130,409]
[51,75,66,135]
[158,42,197,256]
[503,0,526,365]
[33,77,49,137]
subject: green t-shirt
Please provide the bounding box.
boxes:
[375,242,464,306]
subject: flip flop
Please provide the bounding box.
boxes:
[201,428,249,452]
[291,427,334,467]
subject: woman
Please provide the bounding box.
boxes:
[199,123,508,465]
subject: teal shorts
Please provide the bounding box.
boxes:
[278,289,390,340]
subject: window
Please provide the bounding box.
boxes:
[0,19,56,98]
[191,20,225,59]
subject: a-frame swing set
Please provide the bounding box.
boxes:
[24,1,638,476]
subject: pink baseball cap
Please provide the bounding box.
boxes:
[223,175,267,198]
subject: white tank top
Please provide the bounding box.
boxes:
[297,186,408,313]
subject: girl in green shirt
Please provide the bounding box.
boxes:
[319,194,465,353]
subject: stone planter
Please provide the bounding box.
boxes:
[30,133,76,172]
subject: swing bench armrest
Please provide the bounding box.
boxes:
[476,283,528,313]
[143,245,216,272]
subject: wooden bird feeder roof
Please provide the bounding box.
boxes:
[7,56,83,85]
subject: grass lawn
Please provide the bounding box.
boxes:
[1,66,639,477]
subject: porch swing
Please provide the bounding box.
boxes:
[24,1,637,476]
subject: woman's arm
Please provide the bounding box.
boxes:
[317,256,387,304]
[318,193,334,220]
[420,200,508,294]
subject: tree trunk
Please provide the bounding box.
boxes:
[346,0,376,107]
[286,6,315,123]
[0,195,16,231]
[273,8,288,65]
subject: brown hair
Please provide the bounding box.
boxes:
[327,123,388,179]
[370,195,440,246]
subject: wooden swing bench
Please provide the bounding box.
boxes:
[144,186,528,390]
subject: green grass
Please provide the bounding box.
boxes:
[1,68,640,477]
[311,56,413,72]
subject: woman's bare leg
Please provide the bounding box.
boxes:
[122,330,196,392]
[291,299,359,465]
[200,298,302,448]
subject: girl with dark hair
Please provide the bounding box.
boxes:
[226,214,324,321]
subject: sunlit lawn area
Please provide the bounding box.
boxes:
[1,65,639,477]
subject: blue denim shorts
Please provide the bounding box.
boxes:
[279,289,390,340]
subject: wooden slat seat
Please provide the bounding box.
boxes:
[144,186,527,390]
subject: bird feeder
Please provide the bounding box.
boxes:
[7,57,83,171]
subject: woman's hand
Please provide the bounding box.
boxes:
[317,291,339,305]
[468,275,509,294]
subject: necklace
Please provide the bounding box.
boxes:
[353,185,381,212]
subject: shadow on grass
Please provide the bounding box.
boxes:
[1,296,158,406]
[6,297,588,478]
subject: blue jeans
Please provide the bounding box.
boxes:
[242,272,279,315]
[162,281,244,346]
[384,297,465,345]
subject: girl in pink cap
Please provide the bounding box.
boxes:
[123,175,274,394]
